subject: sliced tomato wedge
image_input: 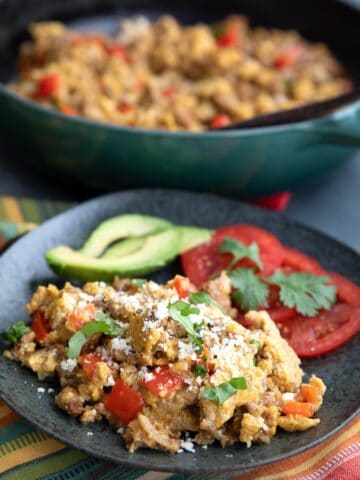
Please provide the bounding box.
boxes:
[327,272,360,306]
[139,365,184,395]
[267,306,298,323]
[182,224,284,287]
[277,303,360,357]
[79,353,102,379]
[252,192,292,212]
[282,247,324,275]
[31,311,49,342]
[105,379,144,424]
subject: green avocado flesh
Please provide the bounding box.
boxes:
[101,237,145,259]
[45,229,180,281]
[178,226,212,253]
[79,214,172,257]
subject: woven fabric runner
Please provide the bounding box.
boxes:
[0,196,359,480]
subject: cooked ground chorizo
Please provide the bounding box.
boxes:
[3,274,326,453]
[8,15,351,131]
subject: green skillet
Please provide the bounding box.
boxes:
[0,0,359,198]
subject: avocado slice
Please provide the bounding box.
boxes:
[101,226,212,259]
[178,226,212,252]
[102,237,145,259]
[45,228,180,282]
[79,214,172,257]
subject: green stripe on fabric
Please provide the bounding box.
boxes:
[0,448,88,480]
[40,456,103,480]
[0,432,47,457]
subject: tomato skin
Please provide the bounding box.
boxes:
[139,365,184,395]
[252,192,292,212]
[211,114,231,128]
[181,224,284,288]
[266,306,298,323]
[173,275,189,299]
[105,379,144,424]
[327,272,360,306]
[282,247,324,275]
[79,353,102,379]
[274,45,304,69]
[37,73,60,98]
[300,384,319,404]
[216,27,239,47]
[281,400,315,417]
[278,304,360,357]
[31,311,49,342]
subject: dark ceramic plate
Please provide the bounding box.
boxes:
[0,190,359,475]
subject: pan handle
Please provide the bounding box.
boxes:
[301,101,360,147]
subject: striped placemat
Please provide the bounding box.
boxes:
[0,196,359,480]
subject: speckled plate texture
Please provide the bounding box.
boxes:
[0,190,359,474]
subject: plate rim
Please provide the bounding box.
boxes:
[0,188,359,474]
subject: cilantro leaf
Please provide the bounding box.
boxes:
[1,321,30,345]
[203,377,247,404]
[229,268,269,311]
[268,270,336,316]
[67,311,125,358]
[193,362,207,377]
[189,291,226,314]
[219,237,263,270]
[168,301,203,350]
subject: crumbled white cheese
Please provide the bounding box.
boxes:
[180,439,195,453]
[87,432,94,436]
[202,445,208,450]
[47,388,54,394]
[117,427,124,435]
[138,367,155,383]
[37,387,45,393]
[195,376,203,385]
[111,336,133,354]
[60,359,77,372]
[106,375,115,387]
[282,392,295,401]
[178,340,197,360]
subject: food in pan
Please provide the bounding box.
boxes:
[3,275,326,453]
[8,15,352,131]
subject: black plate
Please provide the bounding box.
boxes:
[0,190,359,474]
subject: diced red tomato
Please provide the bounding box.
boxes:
[211,114,231,128]
[300,384,319,405]
[216,27,239,47]
[67,304,96,331]
[104,44,128,61]
[31,310,49,342]
[162,86,177,98]
[278,303,360,357]
[274,45,304,69]
[105,379,144,424]
[281,400,315,417]
[117,103,134,113]
[173,275,189,299]
[327,272,360,306]
[252,192,292,212]
[36,73,60,98]
[139,365,184,395]
[60,105,78,116]
[79,353,103,379]
[181,224,285,288]
[282,247,324,275]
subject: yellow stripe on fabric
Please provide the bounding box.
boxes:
[137,472,172,480]
[0,438,65,474]
[234,418,360,480]
[1,197,24,223]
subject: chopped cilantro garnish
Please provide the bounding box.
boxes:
[67,311,125,359]
[1,321,30,345]
[219,237,263,270]
[203,377,247,404]
[189,291,226,314]
[249,339,261,348]
[168,301,203,350]
[268,270,336,316]
[193,362,207,377]
[230,268,269,311]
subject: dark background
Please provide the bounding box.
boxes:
[0,0,359,250]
